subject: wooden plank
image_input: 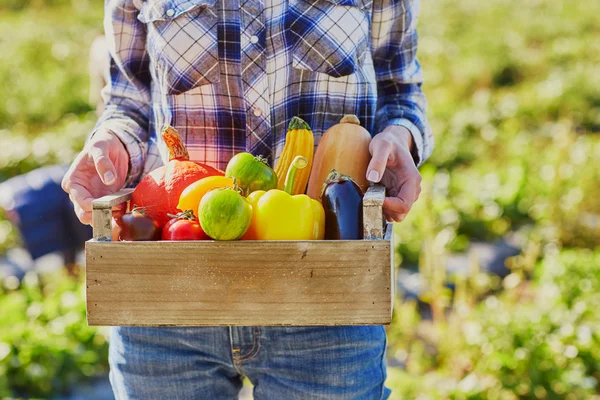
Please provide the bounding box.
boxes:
[92,189,134,209]
[92,208,112,241]
[363,184,385,239]
[86,240,392,326]
[91,189,133,241]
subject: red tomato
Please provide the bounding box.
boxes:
[162,216,208,240]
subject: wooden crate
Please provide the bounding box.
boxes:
[86,185,394,326]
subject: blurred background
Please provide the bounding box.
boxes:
[0,0,599,399]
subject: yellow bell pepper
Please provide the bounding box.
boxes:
[243,156,325,240]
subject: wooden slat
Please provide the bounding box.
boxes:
[92,188,134,209]
[363,184,385,239]
[92,208,112,241]
[91,189,133,241]
[86,240,392,326]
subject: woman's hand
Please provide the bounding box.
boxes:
[366,126,422,222]
[61,130,129,225]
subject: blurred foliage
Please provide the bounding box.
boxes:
[385,0,600,397]
[0,1,99,256]
[0,1,101,130]
[0,0,599,398]
[0,269,109,398]
[395,0,600,266]
[0,2,108,398]
[387,249,600,399]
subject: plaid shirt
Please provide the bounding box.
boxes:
[98,0,433,185]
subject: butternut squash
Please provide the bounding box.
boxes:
[274,116,314,195]
[307,115,372,200]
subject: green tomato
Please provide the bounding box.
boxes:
[225,152,277,195]
[199,188,252,240]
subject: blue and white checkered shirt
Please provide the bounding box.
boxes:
[98,0,433,185]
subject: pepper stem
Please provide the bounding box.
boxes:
[284,156,308,195]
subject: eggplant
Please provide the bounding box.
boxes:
[321,170,363,240]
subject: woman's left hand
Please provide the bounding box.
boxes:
[366,126,422,222]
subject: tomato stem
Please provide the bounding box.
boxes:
[131,205,149,215]
[284,156,308,195]
[167,210,196,221]
[230,178,244,195]
[255,155,270,165]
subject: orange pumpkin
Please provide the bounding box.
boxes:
[131,127,222,228]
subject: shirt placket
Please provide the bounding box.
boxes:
[240,0,272,163]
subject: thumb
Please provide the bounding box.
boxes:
[366,137,391,183]
[90,142,117,186]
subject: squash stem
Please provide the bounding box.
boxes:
[161,126,190,161]
[284,156,308,195]
[288,116,311,131]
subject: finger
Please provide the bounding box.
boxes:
[61,154,84,193]
[61,170,72,193]
[397,168,421,207]
[366,138,392,183]
[90,142,117,186]
[73,203,92,225]
[396,181,417,215]
[383,196,411,216]
[68,183,94,212]
[415,184,422,202]
[383,208,405,223]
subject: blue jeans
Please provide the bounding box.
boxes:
[109,326,391,399]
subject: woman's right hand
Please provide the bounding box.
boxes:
[61,130,129,225]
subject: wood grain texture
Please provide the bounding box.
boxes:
[92,189,133,209]
[92,208,112,241]
[92,189,133,240]
[86,239,392,326]
[363,184,385,239]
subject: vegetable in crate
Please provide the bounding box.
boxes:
[274,116,314,194]
[307,115,372,199]
[177,176,234,218]
[162,210,208,240]
[118,208,161,241]
[243,156,325,240]
[131,126,223,228]
[225,152,277,195]
[321,170,363,240]
[199,188,252,240]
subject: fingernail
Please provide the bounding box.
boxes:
[104,171,116,185]
[367,170,380,182]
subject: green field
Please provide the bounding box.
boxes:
[0,0,599,398]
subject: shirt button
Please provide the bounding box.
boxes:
[166,9,175,17]
[253,108,262,117]
[250,35,259,44]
